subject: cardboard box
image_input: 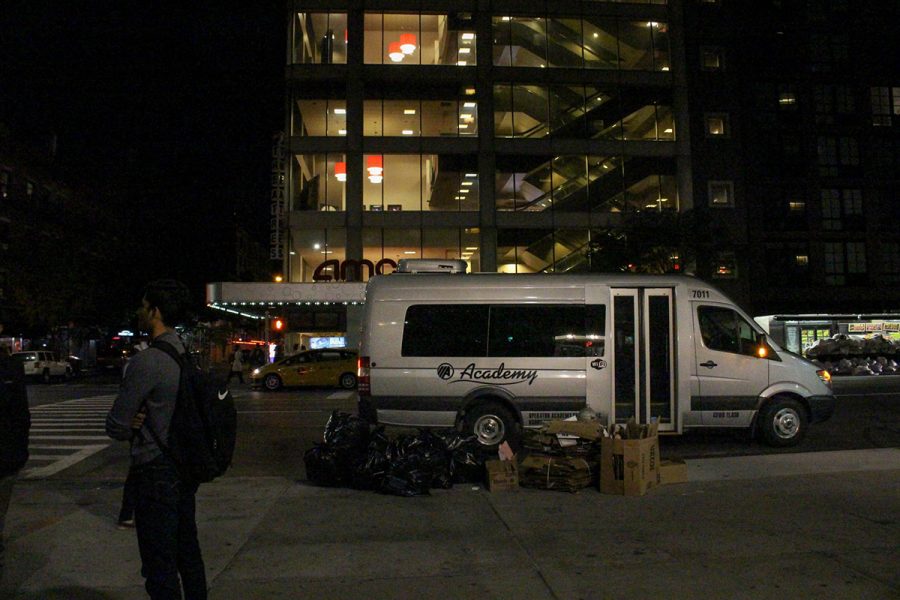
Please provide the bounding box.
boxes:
[545,419,605,440]
[659,459,688,485]
[485,459,519,492]
[599,428,660,496]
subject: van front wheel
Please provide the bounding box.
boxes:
[465,402,518,449]
[758,397,808,447]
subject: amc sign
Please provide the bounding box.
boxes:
[313,258,398,282]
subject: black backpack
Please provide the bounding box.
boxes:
[147,341,237,484]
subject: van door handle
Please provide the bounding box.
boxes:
[700,360,718,369]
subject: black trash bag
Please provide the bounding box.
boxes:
[323,411,371,453]
[434,430,488,484]
[379,452,432,497]
[304,443,343,487]
[351,427,391,490]
[407,429,455,489]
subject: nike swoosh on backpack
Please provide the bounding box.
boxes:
[218,391,228,400]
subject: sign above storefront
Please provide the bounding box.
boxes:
[313,258,398,282]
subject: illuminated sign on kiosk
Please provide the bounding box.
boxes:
[313,258,397,282]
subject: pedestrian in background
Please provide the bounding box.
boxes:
[106,280,207,600]
[0,344,30,583]
[228,346,244,384]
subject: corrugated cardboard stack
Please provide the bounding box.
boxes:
[518,419,603,492]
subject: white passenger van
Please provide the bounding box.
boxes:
[357,260,835,448]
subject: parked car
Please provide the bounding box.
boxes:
[251,349,358,391]
[10,351,72,383]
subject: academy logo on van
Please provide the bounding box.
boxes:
[436,362,538,386]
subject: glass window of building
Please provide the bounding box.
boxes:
[700,47,724,70]
[492,17,548,67]
[363,154,478,211]
[494,84,550,138]
[708,181,733,207]
[291,99,346,136]
[363,227,479,272]
[288,228,347,282]
[547,18,584,67]
[705,113,729,137]
[617,22,654,70]
[364,95,477,137]
[497,228,557,273]
[365,13,476,65]
[882,242,900,284]
[823,242,844,285]
[583,17,619,70]
[292,154,346,211]
[712,252,737,279]
[870,86,896,126]
[293,13,347,64]
[847,242,867,282]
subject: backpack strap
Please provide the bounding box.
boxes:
[138,339,186,466]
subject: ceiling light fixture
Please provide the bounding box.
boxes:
[388,42,404,62]
[367,155,384,183]
[399,33,417,55]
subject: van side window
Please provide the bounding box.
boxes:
[403,305,489,356]
[698,306,758,356]
[489,305,603,357]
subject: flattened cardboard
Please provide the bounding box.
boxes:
[545,420,605,440]
[660,459,688,485]
[485,459,519,492]
[599,434,661,496]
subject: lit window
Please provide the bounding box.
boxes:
[705,114,729,137]
[701,47,723,70]
[778,92,796,106]
[708,181,734,207]
[795,255,809,266]
[712,252,737,279]
[788,200,806,212]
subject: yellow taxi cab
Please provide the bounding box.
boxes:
[251,349,358,391]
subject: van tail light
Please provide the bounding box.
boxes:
[357,356,371,396]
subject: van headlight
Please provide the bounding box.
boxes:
[252,368,260,376]
[816,369,832,388]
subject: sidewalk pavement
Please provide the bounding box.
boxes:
[3,448,898,600]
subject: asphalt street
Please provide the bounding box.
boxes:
[3,374,898,599]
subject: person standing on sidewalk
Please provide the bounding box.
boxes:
[227,346,244,384]
[0,344,30,583]
[106,280,207,600]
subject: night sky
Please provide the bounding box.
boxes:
[1,2,284,289]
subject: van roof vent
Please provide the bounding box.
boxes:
[395,259,468,274]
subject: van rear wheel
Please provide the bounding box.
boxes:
[465,402,519,450]
[758,396,808,447]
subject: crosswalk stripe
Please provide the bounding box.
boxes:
[24,396,116,479]
[23,444,109,479]
[30,435,110,440]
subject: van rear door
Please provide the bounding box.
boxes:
[692,303,768,427]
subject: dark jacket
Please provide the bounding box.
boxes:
[0,353,30,476]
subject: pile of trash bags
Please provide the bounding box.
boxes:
[304,412,490,496]
[811,356,900,376]
[806,334,899,359]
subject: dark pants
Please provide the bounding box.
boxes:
[227,369,244,384]
[132,456,207,600]
[119,467,138,523]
